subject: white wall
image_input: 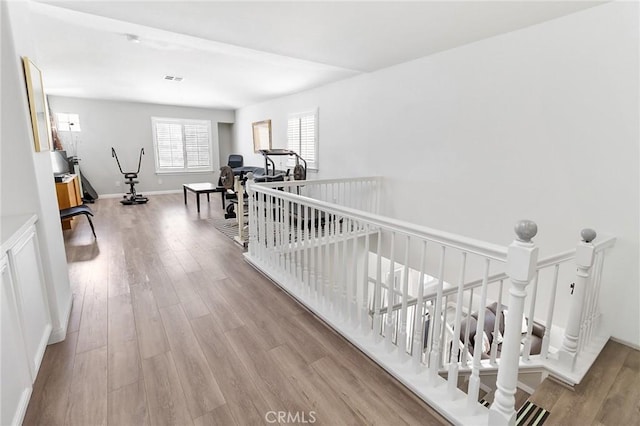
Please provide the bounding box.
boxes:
[2,0,73,343]
[217,122,234,167]
[233,2,640,346]
[47,96,234,196]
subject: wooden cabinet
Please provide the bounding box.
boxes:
[1,215,51,426]
[55,175,82,229]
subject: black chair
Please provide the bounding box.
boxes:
[227,154,244,168]
[60,205,96,238]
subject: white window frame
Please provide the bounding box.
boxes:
[55,113,81,132]
[151,117,213,174]
[287,109,318,171]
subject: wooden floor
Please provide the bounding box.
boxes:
[24,194,448,426]
[529,340,640,425]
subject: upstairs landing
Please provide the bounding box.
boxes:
[529,340,639,425]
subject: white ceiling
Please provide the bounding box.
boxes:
[30,1,603,110]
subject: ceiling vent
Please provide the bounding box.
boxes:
[164,76,183,82]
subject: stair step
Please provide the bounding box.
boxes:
[516,401,550,426]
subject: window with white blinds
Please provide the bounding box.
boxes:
[287,110,318,170]
[151,117,213,173]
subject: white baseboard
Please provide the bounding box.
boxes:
[48,293,72,344]
[610,336,640,351]
[99,189,182,199]
[13,386,32,426]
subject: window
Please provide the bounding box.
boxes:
[287,110,318,170]
[56,113,81,132]
[151,117,213,173]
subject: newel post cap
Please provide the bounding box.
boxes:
[245,172,254,193]
[581,228,597,243]
[514,220,538,243]
[576,228,597,267]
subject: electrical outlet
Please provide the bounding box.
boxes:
[158,178,163,184]
[115,181,120,187]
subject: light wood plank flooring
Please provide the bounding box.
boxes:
[529,340,640,425]
[24,194,448,426]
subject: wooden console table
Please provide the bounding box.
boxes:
[55,175,82,229]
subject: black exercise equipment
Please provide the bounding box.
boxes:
[111,147,149,205]
[259,149,307,180]
[60,205,96,238]
[219,165,235,190]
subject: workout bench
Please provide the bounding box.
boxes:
[59,205,96,238]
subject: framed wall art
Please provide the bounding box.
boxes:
[22,57,52,152]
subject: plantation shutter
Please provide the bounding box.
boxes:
[152,118,213,173]
[287,110,318,169]
[184,123,210,168]
[156,122,184,169]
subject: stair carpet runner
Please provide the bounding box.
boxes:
[478,399,550,426]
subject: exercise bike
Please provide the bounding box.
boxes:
[111,147,149,205]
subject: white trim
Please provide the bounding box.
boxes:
[48,292,73,344]
[12,387,32,426]
[99,189,182,199]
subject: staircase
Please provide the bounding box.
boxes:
[243,175,618,425]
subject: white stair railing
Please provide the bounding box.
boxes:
[244,176,616,425]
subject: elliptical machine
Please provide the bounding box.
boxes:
[111,147,149,205]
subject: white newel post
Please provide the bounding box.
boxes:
[489,220,539,426]
[558,229,596,370]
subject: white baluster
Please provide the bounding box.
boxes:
[246,176,256,257]
[361,225,371,332]
[467,258,490,408]
[303,205,310,296]
[296,201,303,287]
[448,251,467,397]
[462,288,474,365]
[258,191,266,262]
[332,215,340,314]
[490,280,505,365]
[440,294,449,367]
[541,265,559,358]
[398,236,411,360]
[285,200,292,283]
[275,197,282,271]
[267,193,273,266]
[323,214,331,311]
[412,241,428,372]
[339,218,347,319]
[522,271,540,361]
[489,220,539,426]
[351,220,359,326]
[316,209,324,304]
[429,246,446,383]
[373,231,383,343]
[558,229,596,370]
[385,232,397,352]
[311,207,318,301]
